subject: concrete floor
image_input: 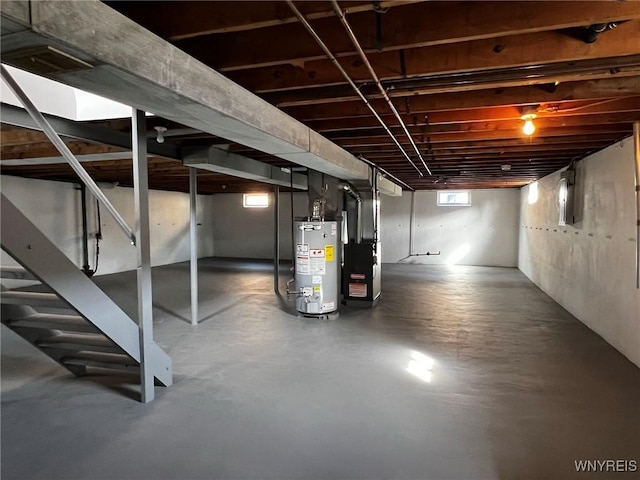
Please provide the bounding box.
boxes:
[1,259,639,480]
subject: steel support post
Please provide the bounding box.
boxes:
[634,122,640,289]
[274,185,280,294]
[189,168,199,325]
[132,108,154,403]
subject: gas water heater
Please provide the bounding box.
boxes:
[294,219,340,316]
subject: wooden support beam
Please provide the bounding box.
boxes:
[227,20,640,92]
[172,2,640,71]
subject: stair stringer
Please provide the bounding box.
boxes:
[0,193,171,386]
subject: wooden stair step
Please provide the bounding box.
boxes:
[7,313,99,333]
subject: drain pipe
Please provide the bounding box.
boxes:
[79,183,93,276]
[286,1,423,177]
[330,0,432,176]
[634,122,640,289]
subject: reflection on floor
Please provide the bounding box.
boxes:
[2,258,639,480]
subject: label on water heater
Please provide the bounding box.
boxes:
[310,257,326,274]
[297,256,310,274]
[322,301,335,311]
[325,245,334,262]
[312,275,322,284]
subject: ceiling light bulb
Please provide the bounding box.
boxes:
[520,112,537,136]
[522,119,535,135]
[154,126,167,143]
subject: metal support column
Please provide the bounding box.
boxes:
[274,185,280,294]
[189,168,199,324]
[633,122,640,289]
[132,108,154,403]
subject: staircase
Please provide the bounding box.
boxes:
[1,194,172,395]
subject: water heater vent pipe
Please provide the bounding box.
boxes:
[340,182,362,244]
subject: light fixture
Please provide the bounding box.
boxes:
[154,126,167,143]
[521,113,537,136]
[501,164,511,171]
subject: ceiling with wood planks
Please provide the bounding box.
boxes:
[2,1,640,193]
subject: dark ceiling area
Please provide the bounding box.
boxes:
[2,1,640,193]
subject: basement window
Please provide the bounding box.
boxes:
[243,193,269,208]
[437,190,471,207]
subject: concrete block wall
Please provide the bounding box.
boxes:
[518,137,640,367]
[381,189,520,266]
[0,175,215,275]
[209,191,308,260]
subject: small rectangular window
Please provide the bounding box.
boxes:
[243,193,269,208]
[437,190,471,206]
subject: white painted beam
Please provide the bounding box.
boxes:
[378,174,403,197]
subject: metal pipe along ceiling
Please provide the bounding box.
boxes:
[330,0,433,176]
[286,0,424,177]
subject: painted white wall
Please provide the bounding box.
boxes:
[381,189,520,266]
[519,137,640,367]
[0,175,214,275]
[210,192,308,260]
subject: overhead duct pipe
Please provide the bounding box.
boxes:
[330,0,432,176]
[339,182,363,244]
[286,0,423,177]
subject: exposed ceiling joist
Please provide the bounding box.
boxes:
[107,1,423,41]
[3,0,639,192]
[170,1,640,72]
[0,104,180,159]
[227,20,640,93]
[285,77,640,120]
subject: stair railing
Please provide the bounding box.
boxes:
[0,65,136,245]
